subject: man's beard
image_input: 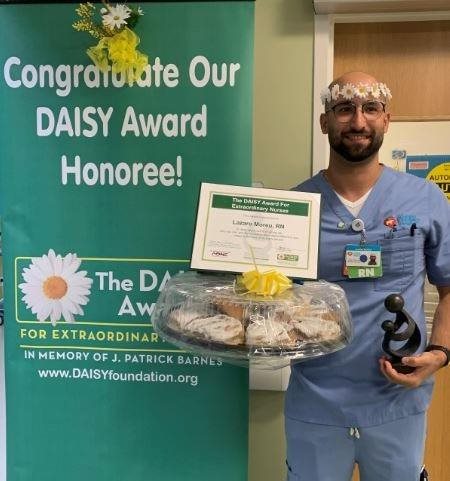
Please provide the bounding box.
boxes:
[329,130,384,163]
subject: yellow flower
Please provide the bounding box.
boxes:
[238,269,292,297]
[86,28,148,85]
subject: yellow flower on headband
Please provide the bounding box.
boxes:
[88,28,148,84]
[238,269,292,297]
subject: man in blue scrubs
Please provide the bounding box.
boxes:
[286,71,450,481]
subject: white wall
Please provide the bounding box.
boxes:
[379,121,450,169]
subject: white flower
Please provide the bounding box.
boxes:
[341,83,355,100]
[320,88,331,105]
[379,83,392,100]
[137,7,144,16]
[371,84,381,98]
[355,83,369,98]
[331,83,341,100]
[19,249,93,326]
[102,4,131,30]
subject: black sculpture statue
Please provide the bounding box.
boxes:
[381,294,421,374]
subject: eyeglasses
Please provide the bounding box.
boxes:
[326,101,386,123]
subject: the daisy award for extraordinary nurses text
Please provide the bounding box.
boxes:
[17,255,222,388]
[3,55,242,188]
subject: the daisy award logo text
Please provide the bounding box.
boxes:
[16,253,187,351]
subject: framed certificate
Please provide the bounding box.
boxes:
[190,183,321,279]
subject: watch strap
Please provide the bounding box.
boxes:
[425,344,450,367]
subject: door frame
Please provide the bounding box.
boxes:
[312,10,450,174]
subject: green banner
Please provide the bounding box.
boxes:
[0,3,253,480]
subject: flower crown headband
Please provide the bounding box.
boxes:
[320,82,392,106]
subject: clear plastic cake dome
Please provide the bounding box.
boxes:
[152,271,353,369]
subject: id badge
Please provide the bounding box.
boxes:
[344,244,383,279]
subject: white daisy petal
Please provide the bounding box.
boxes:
[50,307,61,325]
[33,256,53,278]
[384,86,392,99]
[22,296,32,308]
[61,255,82,277]
[63,297,79,313]
[47,249,58,270]
[36,303,52,322]
[26,264,47,281]
[61,308,75,323]
[21,271,42,286]
[32,297,51,314]
[331,84,340,100]
[72,280,91,289]
[60,309,70,322]
[53,254,63,276]
[67,294,89,305]
[70,288,92,297]
[66,299,84,316]
[69,269,89,278]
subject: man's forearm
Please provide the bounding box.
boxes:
[430,286,450,344]
[429,286,450,366]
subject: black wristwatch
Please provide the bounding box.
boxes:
[425,344,450,367]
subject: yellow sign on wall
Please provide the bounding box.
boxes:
[427,162,450,200]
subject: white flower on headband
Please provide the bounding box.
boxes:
[341,83,355,100]
[331,84,340,101]
[320,88,331,104]
[379,83,392,99]
[355,83,370,98]
[371,84,381,98]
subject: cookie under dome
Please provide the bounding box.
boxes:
[152,271,353,369]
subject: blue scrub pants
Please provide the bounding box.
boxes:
[285,412,426,481]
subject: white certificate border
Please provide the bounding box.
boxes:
[190,183,321,279]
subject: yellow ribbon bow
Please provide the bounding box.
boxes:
[239,269,292,297]
[87,27,148,85]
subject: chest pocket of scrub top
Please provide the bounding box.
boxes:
[374,230,425,292]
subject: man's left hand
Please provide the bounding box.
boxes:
[379,351,447,388]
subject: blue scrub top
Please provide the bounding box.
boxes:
[286,166,450,427]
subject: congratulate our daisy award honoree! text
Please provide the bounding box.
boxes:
[3,54,244,189]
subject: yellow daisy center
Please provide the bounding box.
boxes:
[43,276,68,300]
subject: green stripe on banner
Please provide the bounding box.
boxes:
[0,2,253,480]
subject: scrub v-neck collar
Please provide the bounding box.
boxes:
[313,165,397,231]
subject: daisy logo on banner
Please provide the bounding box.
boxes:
[19,249,93,326]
